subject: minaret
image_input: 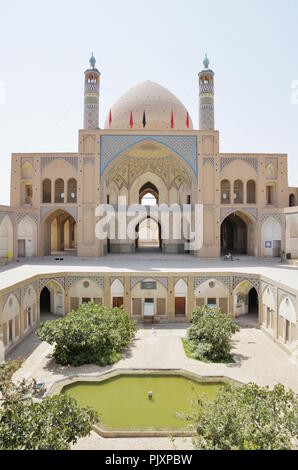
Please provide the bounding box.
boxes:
[84,53,100,129]
[198,54,215,130]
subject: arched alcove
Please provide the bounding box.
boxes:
[17,216,37,257]
[221,211,257,256]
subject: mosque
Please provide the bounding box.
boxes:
[0,54,297,361]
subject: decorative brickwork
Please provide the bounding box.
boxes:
[39,277,65,292]
[194,276,230,290]
[220,156,258,173]
[40,156,78,173]
[67,276,104,290]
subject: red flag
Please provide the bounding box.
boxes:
[129,111,133,128]
[170,111,174,129]
[186,112,189,128]
[109,109,112,127]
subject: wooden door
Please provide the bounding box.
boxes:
[175,297,186,317]
[18,240,25,257]
[113,296,124,308]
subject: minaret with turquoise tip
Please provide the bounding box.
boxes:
[84,53,100,129]
[198,54,215,130]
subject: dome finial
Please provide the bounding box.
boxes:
[89,52,96,69]
[203,53,209,69]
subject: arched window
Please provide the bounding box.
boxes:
[55,179,64,203]
[139,182,159,205]
[266,184,275,205]
[247,180,256,204]
[67,179,77,203]
[221,180,230,204]
[233,180,243,204]
[289,193,296,207]
[42,179,51,203]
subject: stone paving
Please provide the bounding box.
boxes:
[11,322,298,450]
[1,254,298,291]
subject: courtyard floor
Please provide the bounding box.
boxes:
[11,321,298,450]
[1,254,298,291]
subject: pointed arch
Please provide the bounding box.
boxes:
[233,279,259,321]
[67,178,77,203]
[261,216,281,257]
[17,216,37,257]
[233,180,244,203]
[221,210,257,256]
[55,178,65,203]
[247,180,256,204]
[0,215,13,259]
[21,161,33,179]
[42,179,52,203]
[41,208,77,256]
[221,180,231,204]
[289,193,296,207]
[40,279,64,316]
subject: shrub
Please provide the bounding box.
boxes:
[185,305,239,362]
[0,360,97,450]
[37,302,137,366]
[186,382,298,450]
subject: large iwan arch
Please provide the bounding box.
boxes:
[221,210,257,256]
[41,209,77,256]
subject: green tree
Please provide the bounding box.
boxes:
[0,360,97,450]
[184,305,239,362]
[186,382,298,450]
[37,302,137,366]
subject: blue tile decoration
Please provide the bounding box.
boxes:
[100,135,197,176]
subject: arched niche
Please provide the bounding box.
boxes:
[17,216,37,257]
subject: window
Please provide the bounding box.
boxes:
[9,320,13,343]
[55,179,64,203]
[266,185,274,205]
[144,299,155,317]
[285,319,290,343]
[266,307,270,328]
[207,298,217,307]
[221,180,230,204]
[25,185,32,204]
[247,180,256,204]
[15,316,19,337]
[82,297,91,303]
[270,310,274,329]
[233,180,243,204]
[67,179,77,203]
[27,309,31,327]
[42,179,51,203]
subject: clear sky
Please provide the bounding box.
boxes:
[0,0,298,205]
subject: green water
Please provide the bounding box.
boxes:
[62,374,222,430]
